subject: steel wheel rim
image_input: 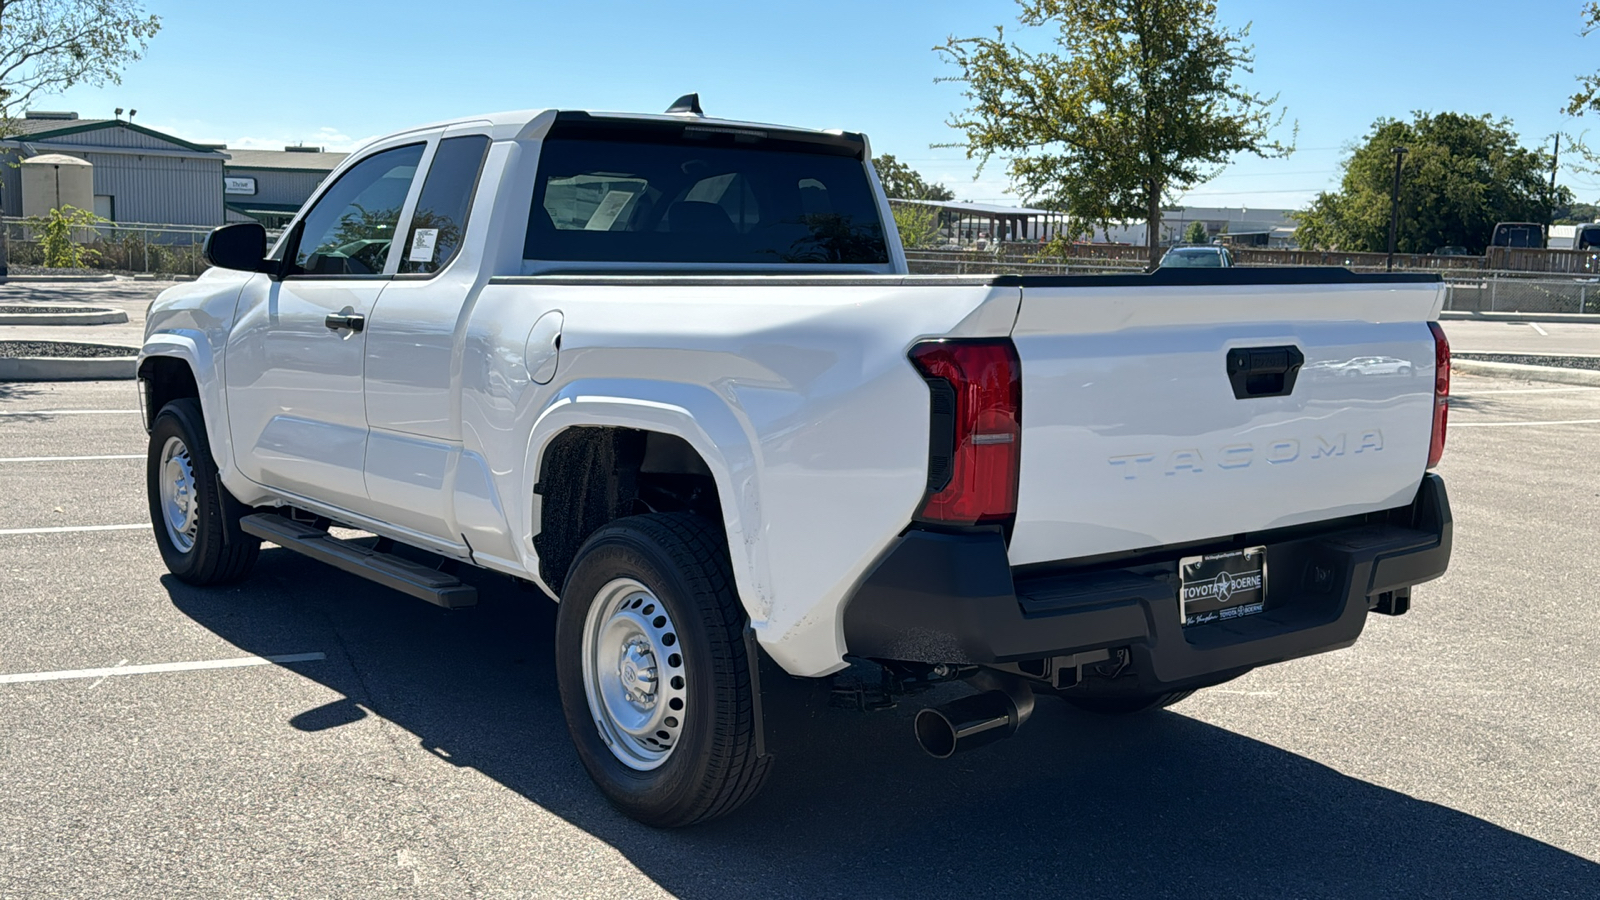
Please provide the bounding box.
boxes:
[158,436,199,553]
[581,577,689,771]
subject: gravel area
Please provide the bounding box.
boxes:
[0,305,110,315]
[0,340,138,359]
[1454,352,1600,370]
[4,265,109,277]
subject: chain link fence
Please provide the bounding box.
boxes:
[1440,275,1600,314]
[2,218,284,278]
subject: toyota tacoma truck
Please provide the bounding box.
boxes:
[138,101,1453,827]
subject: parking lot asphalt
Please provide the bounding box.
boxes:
[1442,319,1600,356]
[2,374,1599,899]
[0,280,167,347]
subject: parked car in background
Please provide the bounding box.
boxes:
[1324,356,1416,377]
[1490,222,1545,249]
[1431,246,1472,257]
[1159,245,1233,268]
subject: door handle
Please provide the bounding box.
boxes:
[324,312,364,333]
[1226,345,1304,399]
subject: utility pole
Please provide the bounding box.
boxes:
[1551,134,1561,192]
[1387,146,1409,272]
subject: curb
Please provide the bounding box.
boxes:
[0,308,129,326]
[1440,311,1600,324]
[0,274,119,284]
[1450,359,1600,387]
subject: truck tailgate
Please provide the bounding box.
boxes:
[1006,278,1445,567]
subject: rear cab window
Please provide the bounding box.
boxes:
[399,134,491,276]
[524,115,889,270]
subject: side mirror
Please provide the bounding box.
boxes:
[203,222,268,272]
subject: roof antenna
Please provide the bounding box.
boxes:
[665,93,703,116]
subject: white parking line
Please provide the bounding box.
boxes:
[1528,322,1550,336]
[0,454,143,463]
[0,409,140,416]
[1453,386,1600,395]
[1453,418,1600,428]
[0,523,149,536]
[0,652,326,685]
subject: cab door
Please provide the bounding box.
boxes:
[225,141,428,514]
[361,132,495,538]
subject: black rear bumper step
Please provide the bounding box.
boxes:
[240,514,478,609]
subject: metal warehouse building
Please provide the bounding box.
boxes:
[1,111,345,227]
[221,147,347,228]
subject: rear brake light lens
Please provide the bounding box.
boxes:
[909,339,1021,525]
[1428,321,1450,468]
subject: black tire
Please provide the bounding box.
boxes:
[1061,690,1195,715]
[555,513,770,827]
[147,398,259,585]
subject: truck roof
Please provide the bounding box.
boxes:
[363,107,867,155]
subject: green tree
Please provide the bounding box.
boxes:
[891,202,945,248]
[25,205,104,268]
[936,0,1292,266]
[1568,3,1600,117]
[1553,200,1600,225]
[873,154,955,201]
[1182,219,1209,243]
[0,1,161,135]
[1294,113,1569,255]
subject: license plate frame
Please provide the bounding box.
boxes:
[1180,547,1267,627]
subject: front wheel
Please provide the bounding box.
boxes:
[555,513,770,827]
[1060,690,1195,715]
[146,398,259,585]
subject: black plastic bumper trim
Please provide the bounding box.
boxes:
[842,475,1452,690]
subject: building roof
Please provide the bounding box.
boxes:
[20,153,92,166]
[891,198,1058,216]
[6,116,113,136]
[2,115,221,154]
[224,148,348,171]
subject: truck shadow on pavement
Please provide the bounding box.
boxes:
[167,549,1599,900]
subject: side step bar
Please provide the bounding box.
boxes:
[240,513,478,609]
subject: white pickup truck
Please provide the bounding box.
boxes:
[139,102,1453,827]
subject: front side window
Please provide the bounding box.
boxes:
[292,143,425,276]
[399,135,491,275]
[526,136,888,265]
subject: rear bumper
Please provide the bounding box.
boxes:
[842,474,1452,692]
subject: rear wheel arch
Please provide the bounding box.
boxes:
[533,426,725,595]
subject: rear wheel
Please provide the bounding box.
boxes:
[1061,690,1195,715]
[555,513,770,827]
[146,398,259,585]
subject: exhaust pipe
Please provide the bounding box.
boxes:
[913,672,1035,759]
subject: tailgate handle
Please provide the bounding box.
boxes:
[1226,345,1304,399]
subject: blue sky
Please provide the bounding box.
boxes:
[42,0,1600,211]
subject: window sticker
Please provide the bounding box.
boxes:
[408,228,439,263]
[584,190,635,232]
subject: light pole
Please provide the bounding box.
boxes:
[1386,146,1409,271]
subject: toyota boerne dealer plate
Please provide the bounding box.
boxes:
[1180,547,1267,626]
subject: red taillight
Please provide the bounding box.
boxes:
[1428,321,1450,468]
[909,339,1021,525]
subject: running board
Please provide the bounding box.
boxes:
[240,513,478,609]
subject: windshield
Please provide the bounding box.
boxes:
[525,131,888,266]
[1161,248,1225,268]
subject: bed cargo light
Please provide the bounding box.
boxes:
[909,339,1021,525]
[1428,321,1450,468]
